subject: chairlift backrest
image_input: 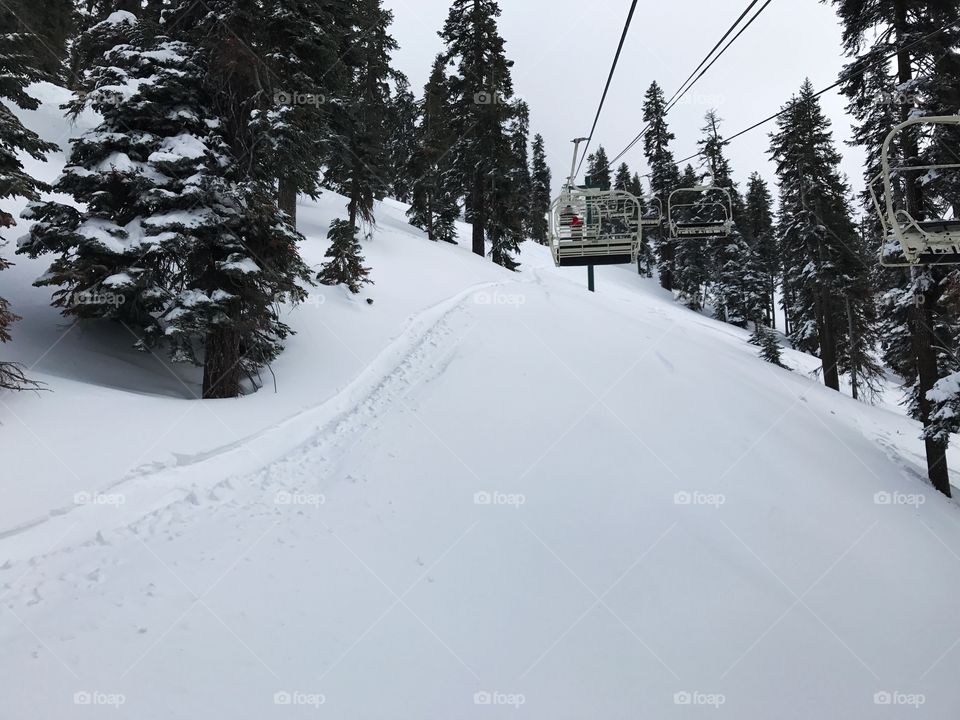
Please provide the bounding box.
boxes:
[871,115,960,266]
[667,185,734,239]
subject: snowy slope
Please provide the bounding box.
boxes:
[2,86,960,719]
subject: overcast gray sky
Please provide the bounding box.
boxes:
[382,0,867,204]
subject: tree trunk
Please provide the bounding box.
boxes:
[278,177,297,227]
[846,296,859,401]
[427,190,435,241]
[768,278,777,329]
[203,324,242,399]
[912,284,952,496]
[472,169,485,257]
[894,0,950,496]
[659,237,674,291]
[815,291,841,391]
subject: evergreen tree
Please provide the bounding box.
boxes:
[642,81,682,290]
[830,0,960,495]
[1,0,74,82]
[769,80,882,397]
[321,0,399,286]
[440,0,522,269]
[743,173,779,327]
[501,99,532,253]
[528,133,551,244]
[67,0,145,87]
[673,164,711,309]
[1,17,56,389]
[614,162,631,191]
[325,0,396,229]
[384,75,419,203]
[261,0,352,227]
[407,54,460,243]
[697,111,763,326]
[23,4,311,399]
[22,11,205,338]
[628,172,644,199]
[586,146,611,190]
[749,322,787,368]
[318,219,372,293]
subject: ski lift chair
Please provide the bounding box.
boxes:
[548,188,641,267]
[870,115,960,266]
[668,185,734,239]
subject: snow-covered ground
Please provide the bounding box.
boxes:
[2,85,960,719]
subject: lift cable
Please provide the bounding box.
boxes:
[655,14,960,176]
[603,0,775,172]
[573,0,641,180]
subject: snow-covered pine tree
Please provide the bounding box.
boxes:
[672,164,711,310]
[829,0,960,493]
[440,0,521,267]
[25,3,312,399]
[485,99,530,271]
[641,81,682,291]
[749,322,787,368]
[528,133,551,244]
[173,0,311,397]
[66,0,145,88]
[256,0,351,227]
[19,10,170,333]
[586,146,611,190]
[2,0,73,81]
[614,162,631,191]
[696,111,763,326]
[384,75,419,203]
[610,163,654,277]
[743,172,779,327]
[769,80,880,396]
[0,19,56,390]
[324,0,395,230]
[501,99,532,259]
[407,54,460,243]
[320,0,399,287]
[318,219,372,293]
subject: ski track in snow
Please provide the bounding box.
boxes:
[0,279,512,608]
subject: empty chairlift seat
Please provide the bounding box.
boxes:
[871,115,960,266]
[668,185,734,239]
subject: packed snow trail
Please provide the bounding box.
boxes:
[3,256,960,718]
[0,278,513,565]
